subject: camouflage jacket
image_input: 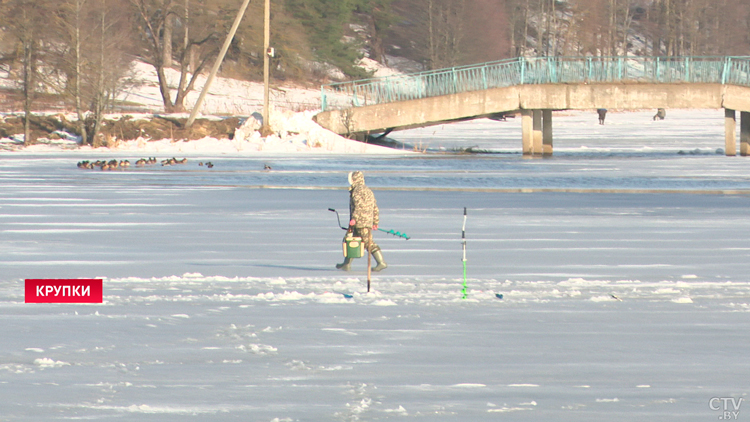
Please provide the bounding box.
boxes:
[348,171,379,229]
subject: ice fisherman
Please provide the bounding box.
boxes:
[597,108,607,125]
[336,171,387,272]
[653,108,666,120]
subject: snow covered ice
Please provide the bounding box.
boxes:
[1,109,750,421]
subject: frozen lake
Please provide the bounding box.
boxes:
[1,110,749,421]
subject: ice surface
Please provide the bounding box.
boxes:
[1,110,749,421]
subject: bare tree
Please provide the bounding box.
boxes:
[53,0,90,145]
[1,0,49,145]
[618,0,635,55]
[130,0,233,113]
[88,0,132,147]
[20,9,36,145]
[49,0,131,146]
[635,0,750,57]
[504,0,532,56]
[422,0,466,68]
[461,0,510,61]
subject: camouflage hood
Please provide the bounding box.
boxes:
[348,171,365,188]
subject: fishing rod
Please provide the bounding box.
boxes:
[328,208,410,240]
[461,207,467,299]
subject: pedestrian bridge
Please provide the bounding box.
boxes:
[313,56,750,156]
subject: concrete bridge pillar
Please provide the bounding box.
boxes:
[741,112,750,157]
[522,109,551,156]
[725,109,737,156]
[542,110,553,156]
[521,110,533,155]
[533,110,543,155]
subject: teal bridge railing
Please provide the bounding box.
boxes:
[321,56,750,111]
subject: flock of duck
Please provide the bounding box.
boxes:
[76,157,215,170]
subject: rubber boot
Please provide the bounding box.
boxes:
[336,257,352,271]
[371,248,387,272]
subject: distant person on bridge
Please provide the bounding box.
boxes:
[653,108,666,120]
[597,109,607,125]
[336,171,387,272]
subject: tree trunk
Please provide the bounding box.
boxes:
[74,0,88,146]
[163,8,173,68]
[537,0,545,55]
[91,0,107,147]
[608,0,616,55]
[620,0,633,56]
[507,1,516,56]
[183,0,190,71]
[132,0,174,112]
[549,0,557,56]
[665,0,673,55]
[522,1,529,56]
[427,0,436,69]
[156,65,177,112]
[22,38,34,146]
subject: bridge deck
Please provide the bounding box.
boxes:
[320,56,750,112]
[314,56,750,156]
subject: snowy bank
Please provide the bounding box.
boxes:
[0,108,405,155]
[0,60,407,155]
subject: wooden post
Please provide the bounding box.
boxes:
[185,0,251,128]
[367,250,371,292]
[725,108,737,156]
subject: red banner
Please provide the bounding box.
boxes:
[25,279,103,303]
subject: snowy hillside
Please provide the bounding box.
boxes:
[0,60,404,155]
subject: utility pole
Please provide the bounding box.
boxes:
[261,0,272,135]
[185,0,251,128]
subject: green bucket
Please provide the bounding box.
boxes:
[343,234,364,258]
